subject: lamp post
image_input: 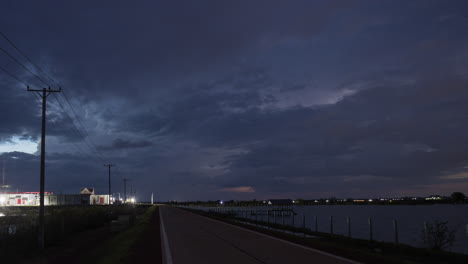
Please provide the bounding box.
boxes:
[113,192,121,204]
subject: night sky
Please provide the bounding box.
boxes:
[1,1,468,201]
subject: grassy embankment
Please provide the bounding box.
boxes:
[83,205,160,264]
[1,205,151,262]
[182,207,468,264]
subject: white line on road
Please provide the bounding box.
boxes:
[160,207,174,264]
[182,208,362,264]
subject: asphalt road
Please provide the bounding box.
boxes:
[160,206,359,264]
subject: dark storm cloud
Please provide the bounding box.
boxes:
[1,0,468,199]
[0,71,93,144]
[216,73,468,196]
[0,78,39,142]
[0,0,353,96]
[98,138,153,151]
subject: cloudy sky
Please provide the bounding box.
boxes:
[1,0,468,201]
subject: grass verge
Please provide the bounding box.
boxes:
[85,205,158,264]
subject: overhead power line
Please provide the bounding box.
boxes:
[0,31,60,88]
[60,91,107,161]
[0,64,28,86]
[0,46,48,86]
[0,30,109,164]
[52,93,107,163]
[0,65,103,163]
[0,64,44,105]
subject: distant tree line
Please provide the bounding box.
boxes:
[166,192,467,206]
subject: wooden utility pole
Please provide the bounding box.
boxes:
[104,164,115,205]
[123,178,129,202]
[27,87,61,249]
[1,159,5,188]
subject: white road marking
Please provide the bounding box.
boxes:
[160,207,174,264]
[182,208,362,264]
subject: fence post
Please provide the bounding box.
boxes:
[347,217,351,238]
[393,219,399,244]
[423,221,428,246]
[330,216,333,234]
[255,209,257,225]
[267,212,270,228]
[368,217,373,241]
[303,214,306,237]
[282,211,285,226]
[315,216,318,232]
[292,212,295,228]
[61,216,65,237]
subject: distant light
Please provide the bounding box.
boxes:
[220,201,224,205]
[326,200,329,203]
[314,200,318,203]
[369,199,373,202]
[0,136,38,154]
[0,213,5,217]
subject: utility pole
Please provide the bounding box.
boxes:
[151,192,153,204]
[1,159,5,188]
[27,87,61,250]
[104,164,115,205]
[123,178,129,202]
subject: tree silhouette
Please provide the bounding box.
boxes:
[451,192,466,203]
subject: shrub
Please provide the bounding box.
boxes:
[422,220,456,251]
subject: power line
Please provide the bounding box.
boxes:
[60,91,107,162]
[52,93,107,163]
[0,30,109,164]
[0,64,44,106]
[48,103,102,164]
[0,31,60,88]
[0,64,29,87]
[0,64,102,163]
[0,46,49,86]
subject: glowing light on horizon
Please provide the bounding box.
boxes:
[0,136,38,154]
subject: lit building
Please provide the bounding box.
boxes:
[0,188,110,206]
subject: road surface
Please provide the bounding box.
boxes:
[160,206,359,264]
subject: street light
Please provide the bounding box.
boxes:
[113,192,121,204]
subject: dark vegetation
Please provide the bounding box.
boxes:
[182,207,468,264]
[83,205,162,264]
[422,220,456,251]
[451,192,466,204]
[0,205,150,262]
